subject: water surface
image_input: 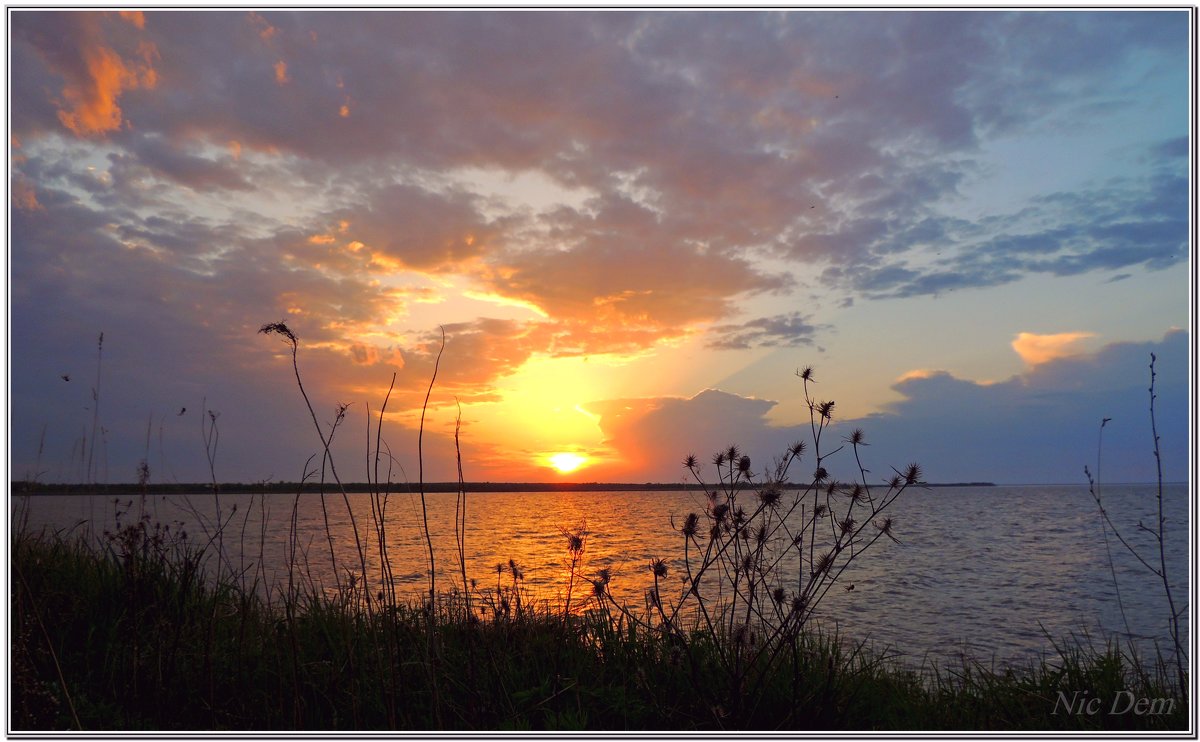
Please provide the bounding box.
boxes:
[13,483,1188,668]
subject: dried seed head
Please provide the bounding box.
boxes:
[875,517,900,543]
[772,587,787,605]
[813,467,828,483]
[758,486,781,508]
[817,400,835,420]
[726,445,740,462]
[711,502,730,522]
[797,366,814,382]
[712,451,727,467]
[259,321,298,348]
[848,428,866,446]
[681,512,699,538]
[812,503,828,519]
[838,516,855,535]
[649,558,668,578]
[683,453,698,470]
[904,463,923,485]
[814,550,834,574]
[737,455,752,474]
[789,440,806,458]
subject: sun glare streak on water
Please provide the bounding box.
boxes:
[13,484,1188,668]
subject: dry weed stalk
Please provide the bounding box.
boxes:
[590,366,921,724]
[1084,353,1186,692]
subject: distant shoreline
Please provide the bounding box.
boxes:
[11,480,997,496]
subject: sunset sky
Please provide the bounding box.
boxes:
[8,9,1192,486]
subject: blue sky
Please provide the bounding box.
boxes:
[7,9,1192,485]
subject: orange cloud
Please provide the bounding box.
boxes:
[117,11,145,29]
[897,368,943,382]
[274,60,289,85]
[55,31,158,137]
[248,11,277,41]
[1011,331,1096,366]
[11,179,42,211]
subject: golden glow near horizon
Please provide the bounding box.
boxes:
[546,452,588,474]
[478,356,612,440]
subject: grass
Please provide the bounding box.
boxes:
[10,521,1187,731]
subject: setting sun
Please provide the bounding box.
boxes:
[546,452,588,474]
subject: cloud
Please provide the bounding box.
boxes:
[1011,331,1096,366]
[475,195,789,338]
[581,331,1187,485]
[830,136,1187,299]
[584,389,783,479]
[6,11,1188,485]
[848,330,1189,484]
[11,12,1185,302]
[12,12,159,138]
[117,134,254,192]
[11,176,43,211]
[706,312,821,350]
[62,42,159,136]
[318,183,496,272]
[117,11,145,29]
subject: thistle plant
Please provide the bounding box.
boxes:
[595,366,922,725]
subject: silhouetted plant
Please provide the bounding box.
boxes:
[592,366,922,725]
[86,332,103,485]
[1084,353,1186,692]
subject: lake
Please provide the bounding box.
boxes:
[11,483,1188,669]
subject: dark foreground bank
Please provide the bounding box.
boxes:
[10,527,1185,732]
